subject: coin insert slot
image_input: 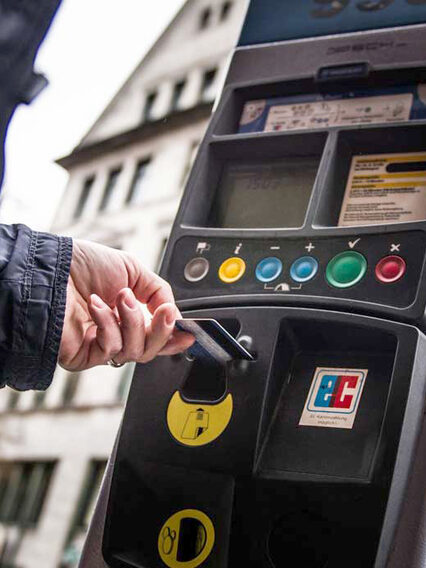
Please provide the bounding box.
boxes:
[177,518,207,561]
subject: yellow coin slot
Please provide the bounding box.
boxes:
[158,509,215,568]
[167,391,233,447]
[218,257,246,283]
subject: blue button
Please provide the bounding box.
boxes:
[255,257,283,283]
[290,256,318,283]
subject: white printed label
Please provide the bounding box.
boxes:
[264,93,412,132]
[299,367,368,429]
[339,151,426,226]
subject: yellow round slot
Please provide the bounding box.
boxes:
[158,509,215,568]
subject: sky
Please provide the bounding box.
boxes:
[0,0,185,231]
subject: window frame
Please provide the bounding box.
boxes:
[98,168,122,213]
[199,7,212,30]
[73,175,95,220]
[126,158,151,206]
[142,90,158,122]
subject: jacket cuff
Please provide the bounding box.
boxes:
[5,229,73,391]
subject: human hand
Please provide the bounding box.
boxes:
[59,239,194,371]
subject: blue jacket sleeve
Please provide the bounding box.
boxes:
[0,224,72,391]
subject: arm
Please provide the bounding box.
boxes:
[0,225,193,391]
[0,223,71,391]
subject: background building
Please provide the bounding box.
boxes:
[0,1,248,566]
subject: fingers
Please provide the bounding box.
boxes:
[158,331,195,356]
[132,267,176,315]
[113,288,146,365]
[86,289,193,368]
[140,303,177,363]
[87,294,123,365]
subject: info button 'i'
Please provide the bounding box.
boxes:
[219,257,246,283]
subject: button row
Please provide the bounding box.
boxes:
[183,253,407,287]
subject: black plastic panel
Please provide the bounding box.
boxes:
[168,231,425,308]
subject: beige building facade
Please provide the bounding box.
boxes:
[0,1,248,566]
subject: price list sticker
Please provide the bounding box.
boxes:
[338,151,426,227]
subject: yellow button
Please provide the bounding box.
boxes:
[218,257,246,283]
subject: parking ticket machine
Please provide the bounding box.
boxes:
[85,2,426,567]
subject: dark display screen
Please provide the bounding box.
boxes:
[209,158,319,228]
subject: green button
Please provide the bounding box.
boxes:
[326,251,367,288]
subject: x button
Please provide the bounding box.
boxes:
[390,243,401,253]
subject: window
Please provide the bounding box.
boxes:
[142,90,157,122]
[73,176,94,219]
[73,460,107,531]
[220,1,233,20]
[99,168,121,212]
[6,389,19,411]
[117,363,135,402]
[33,390,47,410]
[199,7,212,29]
[61,460,107,567]
[170,80,186,113]
[61,373,80,407]
[126,159,151,206]
[0,461,55,527]
[200,68,217,102]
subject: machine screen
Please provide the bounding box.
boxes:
[210,158,319,228]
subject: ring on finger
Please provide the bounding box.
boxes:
[108,358,126,368]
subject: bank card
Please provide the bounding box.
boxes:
[176,318,253,364]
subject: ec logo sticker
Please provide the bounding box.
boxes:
[158,509,215,568]
[299,367,368,429]
[167,391,233,447]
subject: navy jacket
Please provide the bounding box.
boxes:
[0,224,72,391]
[0,1,66,391]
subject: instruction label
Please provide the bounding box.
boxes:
[167,391,233,447]
[339,151,426,226]
[299,367,368,429]
[264,93,412,132]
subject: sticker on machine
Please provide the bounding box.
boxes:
[338,151,426,226]
[299,367,368,429]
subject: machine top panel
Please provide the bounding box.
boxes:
[239,0,426,47]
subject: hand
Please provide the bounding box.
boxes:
[59,239,194,371]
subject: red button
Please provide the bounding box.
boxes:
[375,255,406,283]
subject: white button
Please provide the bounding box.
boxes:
[184,257,210,282]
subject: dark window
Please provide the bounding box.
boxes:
[74,176,94,219]
[126,159,151,206]
[199,7,212,29]
[220,1,233,20]
[71,460,107,534]
[6,389,19,411]
[61,373,80,407]
[170,80,186,113]
[33,390,47,410]
[200,68,217,101]
[143,91,157,122]
[61,460,107,567]
[99,169,121,212]
[0,461,55,527]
